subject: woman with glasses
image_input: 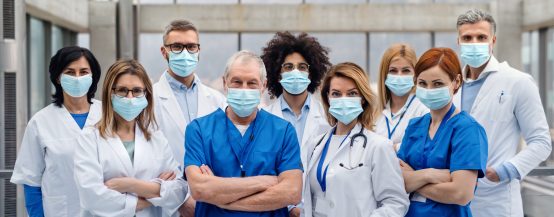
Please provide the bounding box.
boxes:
[374,44,428,152]
[11,46,102,217]
[74,59,188,217]
[302,62,409,217]
[397,48,488,217]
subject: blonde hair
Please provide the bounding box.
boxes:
[97,59,157,140]
[321,62,379,130]
[377,43,418,109]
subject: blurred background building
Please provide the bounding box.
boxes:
[0,0,553,216]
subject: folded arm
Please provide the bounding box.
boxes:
[185,165,277,205]
[218,169,303,212]
[416,170,478,206]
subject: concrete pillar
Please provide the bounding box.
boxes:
[491,0,523,69]
[89,1,117,97]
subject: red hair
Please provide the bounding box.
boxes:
[414,47,462,94]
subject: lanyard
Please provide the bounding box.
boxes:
[422,104,456,168]
[225,114,257,177]
[316,127,350,192]
[385,95,416,139]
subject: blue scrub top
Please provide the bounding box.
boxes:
[184,108,302,217]
[397,111,488,217]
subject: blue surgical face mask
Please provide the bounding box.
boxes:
[60,74,93,97]
[460,43,491,68]
[112,95,149,121]
[329,97,363,125]
[280,69,311,95]
[168,50,198,77]
[227,88,261,118]
[415,86,452,110]
[385,74,414,97]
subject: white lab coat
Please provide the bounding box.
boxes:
[453,56,552,217]
[263,94,331,168]
[374,94,428,147]
[74,125,188,217]
[153,73,226,168]
[301,124,409,217]
[10,100,102,217]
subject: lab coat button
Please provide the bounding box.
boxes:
[329,201,335,208]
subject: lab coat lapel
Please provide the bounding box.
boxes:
[107,134,135,177]
[301,95,321,147]
[306,132,330,175]
[85,100,102,127]
[58,105,83,135]
[266,97,284,118]
[133,126,148,176]
[158,74,187,133]
[469,57,500,113]
[197,83,214,117]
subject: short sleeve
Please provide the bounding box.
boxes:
[450,122,488,178]
[276,123,303,174]
[184,120,206,168]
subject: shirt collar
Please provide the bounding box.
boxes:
[280,93,311,113]
[463,55,499,83]
[165,71,199,91]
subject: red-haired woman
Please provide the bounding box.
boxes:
[397,48,488,217]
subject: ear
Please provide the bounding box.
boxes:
[222,76,228,93]
[161,46,168,61]
[491,35,497,53]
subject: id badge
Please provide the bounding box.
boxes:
[314,197,331,216]
[411,192,427,203]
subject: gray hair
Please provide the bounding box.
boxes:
[163,19,198,44]
[223,50,267,83]
[456,9,496,34]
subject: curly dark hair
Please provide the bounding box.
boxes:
[261,32,331,97]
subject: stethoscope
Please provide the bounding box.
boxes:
[314,126,368,192]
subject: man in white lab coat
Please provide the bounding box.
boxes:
[153,19,226,216]
[453,9,552,217]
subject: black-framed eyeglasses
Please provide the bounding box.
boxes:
[164,43,200,54]
[112,87,146,98]
[282,62,310,72]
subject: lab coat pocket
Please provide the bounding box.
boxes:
[251,151,278,175]
[490,93,513,122]
[43,195,68,217]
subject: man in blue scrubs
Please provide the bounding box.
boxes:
[184,50,303,217]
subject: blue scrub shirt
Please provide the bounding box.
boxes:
[397,111,488,217]
[184,108,302,217]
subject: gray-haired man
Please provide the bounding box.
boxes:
[453,9,551,217]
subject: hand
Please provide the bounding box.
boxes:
[200,165,214,176]
[158,171,176,181]
[105,177,136,193]
[289,207,301,217]
[399,160,414,172]
[423,168,451,184]
[178,197,196,217]
[136,197,152,211]
[486,167,500,182]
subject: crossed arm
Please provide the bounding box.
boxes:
[185,165,302,212]
[399,160,478,206]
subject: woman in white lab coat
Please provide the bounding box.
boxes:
[11,46,102,217]
[73,59,188,217]
[374,44,428,151]
[302,62,409,217]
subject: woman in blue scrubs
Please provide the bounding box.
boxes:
[397,47,488,217]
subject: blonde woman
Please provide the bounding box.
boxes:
[302,62,409,217]
[375,44,428,151]
[74,59,187,217]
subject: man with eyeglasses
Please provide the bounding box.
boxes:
[260,32,332,217]
[153,19,226,217]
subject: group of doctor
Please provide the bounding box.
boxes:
[10,8,551,217]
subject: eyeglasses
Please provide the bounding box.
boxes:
[282,63,310,72]
[112,87,146,98]
[164,43,200,54]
